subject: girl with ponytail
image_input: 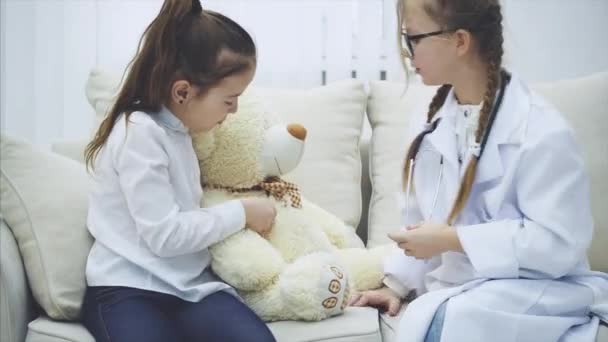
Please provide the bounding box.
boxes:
[351,0,607,341]
[83,1,275,341]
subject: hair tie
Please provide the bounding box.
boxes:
[192,0,203,14]
[469,143,481,158]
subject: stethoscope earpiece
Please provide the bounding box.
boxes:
[469,143,481,158]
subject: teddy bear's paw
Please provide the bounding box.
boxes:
[322,265,350,312]
[279,252,350,321]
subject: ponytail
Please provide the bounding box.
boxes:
[85,0,256,171]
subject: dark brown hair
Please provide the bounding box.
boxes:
[399,0,505,224]
[85,0,256,170]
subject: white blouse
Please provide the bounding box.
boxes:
[85,106,246,302]
[454,102,483,174]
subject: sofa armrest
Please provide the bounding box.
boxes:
[1,218,35,342]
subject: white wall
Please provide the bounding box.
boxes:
[502,0,608,82]
[1,0,607,146]
[1,0,96,145]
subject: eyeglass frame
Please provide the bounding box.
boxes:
[400,29,457,58]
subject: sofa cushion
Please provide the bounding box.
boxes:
[26,307,381,342]
[599,322,608,342]
[85,68,367,229]
[533,72,608,273]
[366,82,436,247]
[365,72,608,272]
[84,68,121,136]
[1,218,34,342]
[51,140,88,164]
[26,318,94,342]
[252,82,367,229]
[268,307,381,342]
[378,305,408,342]
[0,135,93,320]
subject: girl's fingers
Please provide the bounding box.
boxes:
[353,295,368,307]
[387,298,401,316]
[406,221,424,230]
[348,292,362,306]
[388,231,408,243]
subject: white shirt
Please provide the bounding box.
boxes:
[454,102,482,176]
[85,106,246,302]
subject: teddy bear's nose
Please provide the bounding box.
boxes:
[287,124,307,141]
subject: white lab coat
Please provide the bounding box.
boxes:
[384,74,608,342]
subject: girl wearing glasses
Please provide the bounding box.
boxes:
[350,0,607,341]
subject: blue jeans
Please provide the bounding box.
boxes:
[82,286,276,342]
[424,301,447,342]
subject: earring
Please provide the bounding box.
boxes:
[179,99,183,104]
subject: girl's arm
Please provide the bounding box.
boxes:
[456,127,593,279]
[115,119,245,258]
[383,248,440,296]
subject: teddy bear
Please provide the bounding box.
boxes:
[192,95,394,322]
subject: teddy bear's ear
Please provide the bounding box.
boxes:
[192,128,216,162]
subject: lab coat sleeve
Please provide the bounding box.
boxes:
[115,120,246,258]
[385,189,436,296]
[456,128,593,279]
[384,249,438,296]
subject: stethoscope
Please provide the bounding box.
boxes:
[402,70,511,225]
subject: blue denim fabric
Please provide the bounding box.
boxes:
[82,286,275,342]
[424,301,448,342]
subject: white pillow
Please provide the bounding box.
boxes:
[366,82,436,247]
[85,67,122,135]
[534,72,608,272]
[365,72,608,272]
[85,68,367,230]
[0,135,93,320]
[252,81,367,229]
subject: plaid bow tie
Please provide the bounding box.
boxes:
[257,176,302,209]
[203,176,302,209]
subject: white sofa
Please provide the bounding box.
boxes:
[1,70,607,342]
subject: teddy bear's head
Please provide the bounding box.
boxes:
[193,96,307,189]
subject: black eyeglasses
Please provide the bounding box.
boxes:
[401,29,455,58]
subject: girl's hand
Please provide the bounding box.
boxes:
[388,222,463,259]
[241,198,277,236]
[348,287,403,316]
